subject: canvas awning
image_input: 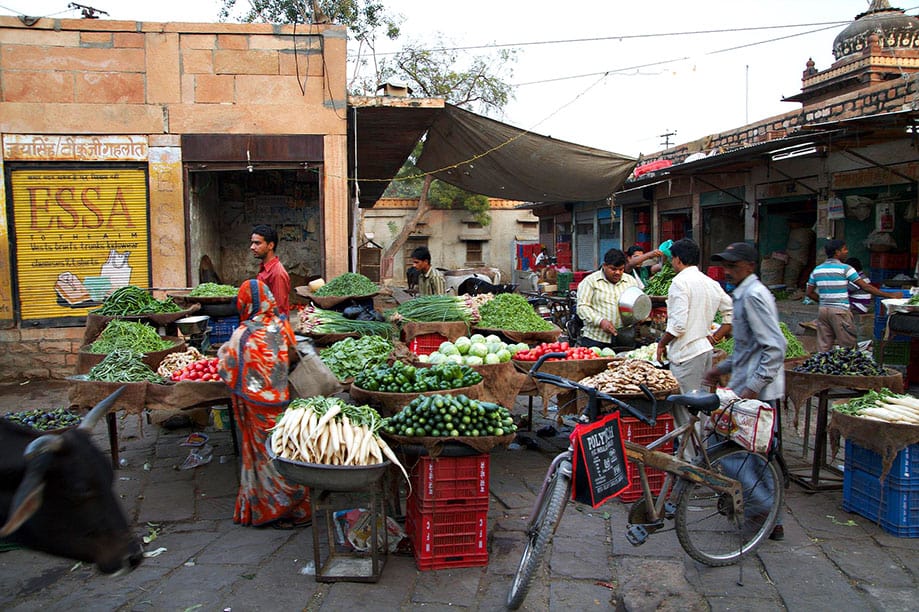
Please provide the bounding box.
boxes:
[416,104,636,203]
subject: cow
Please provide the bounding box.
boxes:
[456,277,518,296]
[0,387,144,575]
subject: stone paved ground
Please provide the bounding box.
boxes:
[0,380,917,611]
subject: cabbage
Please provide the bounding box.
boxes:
[446,354,465,364]
[484,353,501,365]
[590,346,603,355]
[464,355,484,366]
[469,342,489,358]
[600,347,616,356]
[486,341,504,354]
[485,334,502,344]
[469,333,486,344]
[427,352,446,364]
[496,348,512,363]
[439,341,459,356]
[454,336,472,355]
[512,342,529,354]
[417,354,430,363]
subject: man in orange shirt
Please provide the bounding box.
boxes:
[251,224,290,318]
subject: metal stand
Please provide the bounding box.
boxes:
[787,388,862,492]
[311,481,388,583]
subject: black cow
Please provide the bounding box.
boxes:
[0,387,144,574]
[456,277,518,296]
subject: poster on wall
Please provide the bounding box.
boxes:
[10,168,150,321]
[877,201,895,232]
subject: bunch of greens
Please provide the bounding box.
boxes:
[392,295,476,323]
[643,260,676,296]
[908,293,919,305]
[87,348,165,383]
[313,273,379,296]
[89,320,174,354]
[833,389,895,415]
[476,293,555,332]
[781,322,807,358]
[93,285,182,316]
[188,283,238,297]
[310,309,395,337]
[320,335,394,380]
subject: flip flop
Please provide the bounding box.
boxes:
[270,518,311,530]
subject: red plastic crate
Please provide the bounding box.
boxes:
[618,414,675,503]
[410,454,490,504]
[408,333,448,356]
[406,498,489,570]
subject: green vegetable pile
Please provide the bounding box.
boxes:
[780,323,807,358]
[93,285,182,316]
[89,320,175,354]
[908,293,919,305]
[792,346,885,376]
[384,394,517,438]
[392,295,476,323]
[188,283,239,297]
[307,309,395,337]
[319,335,394,381]
[354,361,482,393]
[87,348,166,383]
[313,273,379,296]
[643,260,676,296]
[714,322,806,360]
[4,407,81,431]
[833,388,895,415]
[476,293,555,331]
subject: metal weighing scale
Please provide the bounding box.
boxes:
[175,315,211,353]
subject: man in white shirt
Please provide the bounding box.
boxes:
[657,239,733,427]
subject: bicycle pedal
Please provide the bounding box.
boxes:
[663,501,676,519]
[625,524,650,546]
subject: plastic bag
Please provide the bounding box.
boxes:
[706,389,774,454]
[100,249,133,290]
[337,508,404,553]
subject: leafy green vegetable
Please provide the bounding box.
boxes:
[643,260,676,296]
[314,273,379,296]
[780,322,807,359]
[188,283,238,297]
[320,335,394,380]
[392,295,475,322]
[476,293,555,332]
[833,389,895,415]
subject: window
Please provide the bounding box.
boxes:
[466,241,484,265]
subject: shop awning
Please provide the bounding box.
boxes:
[416,104,636,203]
[349,98,637,208]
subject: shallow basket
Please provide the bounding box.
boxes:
[267,435,390,491]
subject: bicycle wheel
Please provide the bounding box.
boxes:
[673,446,782,566]
[507,460,571,610]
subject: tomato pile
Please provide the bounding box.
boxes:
[170,357,221,382]
[513,341,600,362]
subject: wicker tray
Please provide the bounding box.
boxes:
[295,287,379,310]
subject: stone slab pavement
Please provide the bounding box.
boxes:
[0,380,916,611]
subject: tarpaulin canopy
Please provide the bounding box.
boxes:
[416,104,636,203]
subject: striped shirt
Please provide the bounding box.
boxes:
[418,266,446,296]
[848,271,872,314]
[807,258,860,311]
[576,269,639,343]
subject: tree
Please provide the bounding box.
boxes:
[375,37,516,273]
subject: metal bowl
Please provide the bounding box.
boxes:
[619,286,652,324]
[175,315,210,335]
[267,434,390,491]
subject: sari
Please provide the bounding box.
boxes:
[217,279,310,526]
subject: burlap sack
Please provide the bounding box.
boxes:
[82,306,200,345]
[400,320,470,344]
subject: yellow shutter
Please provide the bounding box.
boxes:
[10,168,150,321]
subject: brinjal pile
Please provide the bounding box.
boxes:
[792,346,885,376]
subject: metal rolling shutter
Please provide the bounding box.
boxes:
[10,168,150,321]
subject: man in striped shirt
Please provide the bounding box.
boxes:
[576,248,640,350]
[805,239,898,352]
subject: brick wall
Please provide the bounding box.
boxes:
[0,327,84,380]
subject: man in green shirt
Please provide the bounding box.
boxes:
[411,246,446,296]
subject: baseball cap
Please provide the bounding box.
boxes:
[711,242,758,263]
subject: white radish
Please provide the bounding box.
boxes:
[312,405,342,440]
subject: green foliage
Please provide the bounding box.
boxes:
[219,0,400,43]
[429,182,491,226]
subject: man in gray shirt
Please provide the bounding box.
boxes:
[702,241,786,540]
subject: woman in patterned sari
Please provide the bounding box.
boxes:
[217,279,311,527]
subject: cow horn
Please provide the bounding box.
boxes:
[79,386,127,431]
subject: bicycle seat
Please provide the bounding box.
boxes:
[666,390,720,413]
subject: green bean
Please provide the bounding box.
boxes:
[93,285,182,315]
[88,348,165,382]
[188,283,239,297]
[89,320,174,354]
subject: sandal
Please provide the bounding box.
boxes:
[270,518,311,530]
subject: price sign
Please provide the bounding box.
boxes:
[570,411,630,508]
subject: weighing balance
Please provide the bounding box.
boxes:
[175,315,211,352]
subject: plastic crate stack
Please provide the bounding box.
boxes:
[842,440,918,537]
[208,315,239,345]
[408,333,448,356]
[618,414,675,503]
[872,289,912,341]
[406,454,490,570]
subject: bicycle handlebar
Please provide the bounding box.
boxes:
[527,352,657,425]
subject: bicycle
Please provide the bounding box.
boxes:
[506,353,783,610]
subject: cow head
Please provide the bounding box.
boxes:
[0,387,144,574]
